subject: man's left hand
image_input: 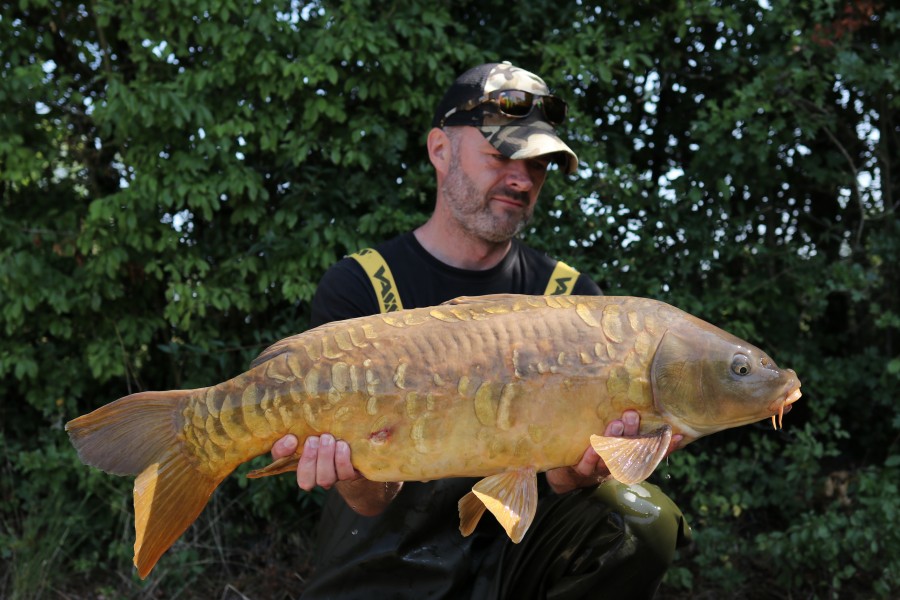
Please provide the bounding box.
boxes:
[546,410,682,494]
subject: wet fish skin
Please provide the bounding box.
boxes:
[65,294,801,578]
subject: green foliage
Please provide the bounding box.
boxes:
[754,460,900,597]
[2,0,897,597]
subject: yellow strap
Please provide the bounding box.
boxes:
[544,260,580,296]
[349,248,404,313]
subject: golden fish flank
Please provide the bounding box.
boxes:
[65,293,801,579]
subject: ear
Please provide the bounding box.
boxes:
[427,127,451,176]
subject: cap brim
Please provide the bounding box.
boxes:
[478,116,579,175]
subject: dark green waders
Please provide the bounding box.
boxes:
[474,481,692,600]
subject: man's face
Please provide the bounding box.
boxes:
[441,127,550,243]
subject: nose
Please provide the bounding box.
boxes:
[505,159,534,191]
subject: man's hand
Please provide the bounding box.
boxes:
[271,433,401,516]
[545,410,683,495]
[271,433,361,491]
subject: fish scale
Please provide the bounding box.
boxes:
[66,294,801,579]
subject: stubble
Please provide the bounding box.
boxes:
[441,139,533,243]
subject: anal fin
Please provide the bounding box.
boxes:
[246,454,301,479]
[462,467,538,543]
[590,425,672,485]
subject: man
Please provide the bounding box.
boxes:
[272,62,690,598]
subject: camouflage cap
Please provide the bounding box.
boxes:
[432,62,579,174]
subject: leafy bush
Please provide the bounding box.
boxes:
[2,0,897,597]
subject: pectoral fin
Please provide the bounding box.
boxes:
[246,454,301,479]
[460,467,538,543]
[590,425,673,485]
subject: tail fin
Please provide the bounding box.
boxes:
[66,390,225,579]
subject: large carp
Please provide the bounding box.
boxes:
[66,294,801,578]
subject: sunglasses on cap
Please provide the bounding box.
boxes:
[439,90,568,128]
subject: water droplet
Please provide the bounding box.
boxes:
[665,473,671,480]
[351,529,358,535]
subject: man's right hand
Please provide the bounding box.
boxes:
[271,434,402,516]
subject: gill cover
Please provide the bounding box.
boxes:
[651,329,714,427]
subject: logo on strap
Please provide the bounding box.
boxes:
[544,261,579,296]
[372,265,400,313]
[349,248,404,313]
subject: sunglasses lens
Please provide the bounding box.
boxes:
[541,96,567,124]
[496,91,534,117]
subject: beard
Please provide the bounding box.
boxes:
[441,154,534,243]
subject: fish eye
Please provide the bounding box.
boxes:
[732,354,752,376]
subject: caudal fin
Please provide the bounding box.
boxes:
[66,390,225,579]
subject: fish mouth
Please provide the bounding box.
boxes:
[769,377,802,430]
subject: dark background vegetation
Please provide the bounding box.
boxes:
[1,0,897,598]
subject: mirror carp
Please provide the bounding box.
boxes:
[66,294,802,578]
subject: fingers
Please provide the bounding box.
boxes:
[296,436,321,491]
[594,410,639,482]
[603,420,625,436]
[621,410,640,436]
[271,434,298,459]
[334,440,361,482]
[603,410,681,453]
[604,409,682,456]
[603,410,640,438]
[295,434,360,491]
[316,434,338,489]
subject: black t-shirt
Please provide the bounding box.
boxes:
[310,232,601,328]
[302,232,602,599]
